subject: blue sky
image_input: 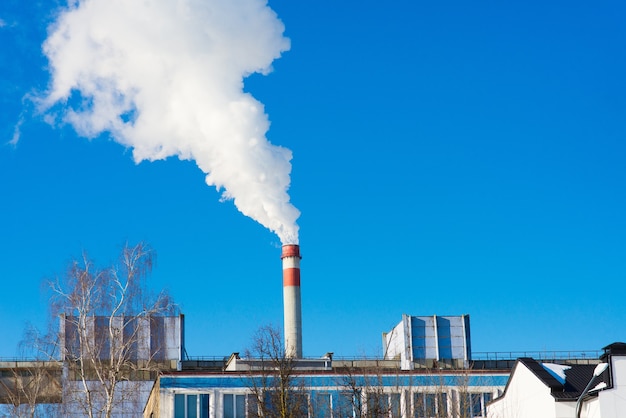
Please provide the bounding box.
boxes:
[1,0,625,359]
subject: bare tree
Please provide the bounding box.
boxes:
[336,328,405,418]
[336,365,364,418]
[411,370,452,418]
[245,325,309,418]
[47,242,175,418]
[337,355,501,418]
[336,360,405,418]
[449,367,474,418]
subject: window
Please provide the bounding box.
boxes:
[367,393,388,417]
[477,392,492,418]
[471,394,482,417]
[187,395,197,418]
[366,392,401,418]
[335,391,358,418]
[460,392,492,418]
[224,394,246,418]
[261,391,309,417]
[459,391,471,418]
[313,393,332,418]
[247,394,259,417]
[414,392,447,418]
[291,393,310,417]
[390,393,401,417]
[174,393,209,418]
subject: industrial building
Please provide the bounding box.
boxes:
[139,245,618,418]
[142,313,507,418]
[2,244,623,417]
[2,311,614,418]
[141,312,616,418]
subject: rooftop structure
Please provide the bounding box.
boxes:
[384,314,471,370]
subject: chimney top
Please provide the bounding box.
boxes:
[281,244,301,259]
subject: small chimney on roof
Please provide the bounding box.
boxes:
[601,342,626,361]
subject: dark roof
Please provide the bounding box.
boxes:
[518,358,563,391]
[602,342,626,360]
[553,364,597,399]
[602,342,626,353]
[518,358,608,400]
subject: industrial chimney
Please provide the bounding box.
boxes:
[281,244,302,358]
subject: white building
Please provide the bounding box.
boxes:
[488,343,626,418]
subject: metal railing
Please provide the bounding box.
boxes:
[185,356,230,361]
[2,350,603,364]
[472,350,602,361]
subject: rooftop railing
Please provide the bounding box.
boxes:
[472,350,602,361]
[1,349,603,365]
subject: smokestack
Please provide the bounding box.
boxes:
[281,244,302,358]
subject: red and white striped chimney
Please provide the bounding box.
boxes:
[281,244,302,358]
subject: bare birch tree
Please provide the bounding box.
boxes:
[48,242,175,418]
[245,325,309,418]
[336,360,405,418]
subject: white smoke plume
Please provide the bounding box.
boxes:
[40,0,299,244]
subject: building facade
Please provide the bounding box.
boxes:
[143,364,508,418]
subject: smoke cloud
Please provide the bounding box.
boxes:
[40,0,299,244]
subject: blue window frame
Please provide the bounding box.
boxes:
[224,394,246,418]
[414,392,447,418]
[174,393,209,418]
